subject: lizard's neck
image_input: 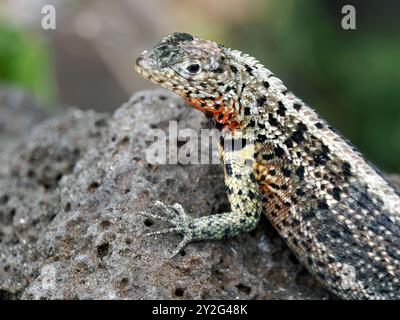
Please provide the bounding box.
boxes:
[185,95,241,131]
[186,49,280,132]
[224,49,278,121]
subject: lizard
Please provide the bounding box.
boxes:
[135,32,400,299]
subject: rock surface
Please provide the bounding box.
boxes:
[5,87,396,300]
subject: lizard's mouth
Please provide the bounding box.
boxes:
[135,50,155,78]
[135,49,174,88]
[135,48,184,94]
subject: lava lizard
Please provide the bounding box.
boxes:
[135,32,400,299]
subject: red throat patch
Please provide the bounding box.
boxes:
[185,96,241,130]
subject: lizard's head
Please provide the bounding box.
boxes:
[135,32,241,130]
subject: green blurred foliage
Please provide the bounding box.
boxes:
[224,0,400,172]
[0,19,55,104]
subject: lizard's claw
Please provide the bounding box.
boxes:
[139,201,195,257]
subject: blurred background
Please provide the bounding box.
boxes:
[0,0,399,172]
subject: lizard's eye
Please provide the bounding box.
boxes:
[186,63,201,74]
[174,60,204,79]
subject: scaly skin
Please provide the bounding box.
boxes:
[135,32,400,299]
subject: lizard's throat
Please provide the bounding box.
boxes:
[185,96,241,130]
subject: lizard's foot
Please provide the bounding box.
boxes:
[139,201,195,258]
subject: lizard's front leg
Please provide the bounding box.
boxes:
[141,138,263,258]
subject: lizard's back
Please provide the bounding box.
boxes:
[251,72,400,299]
